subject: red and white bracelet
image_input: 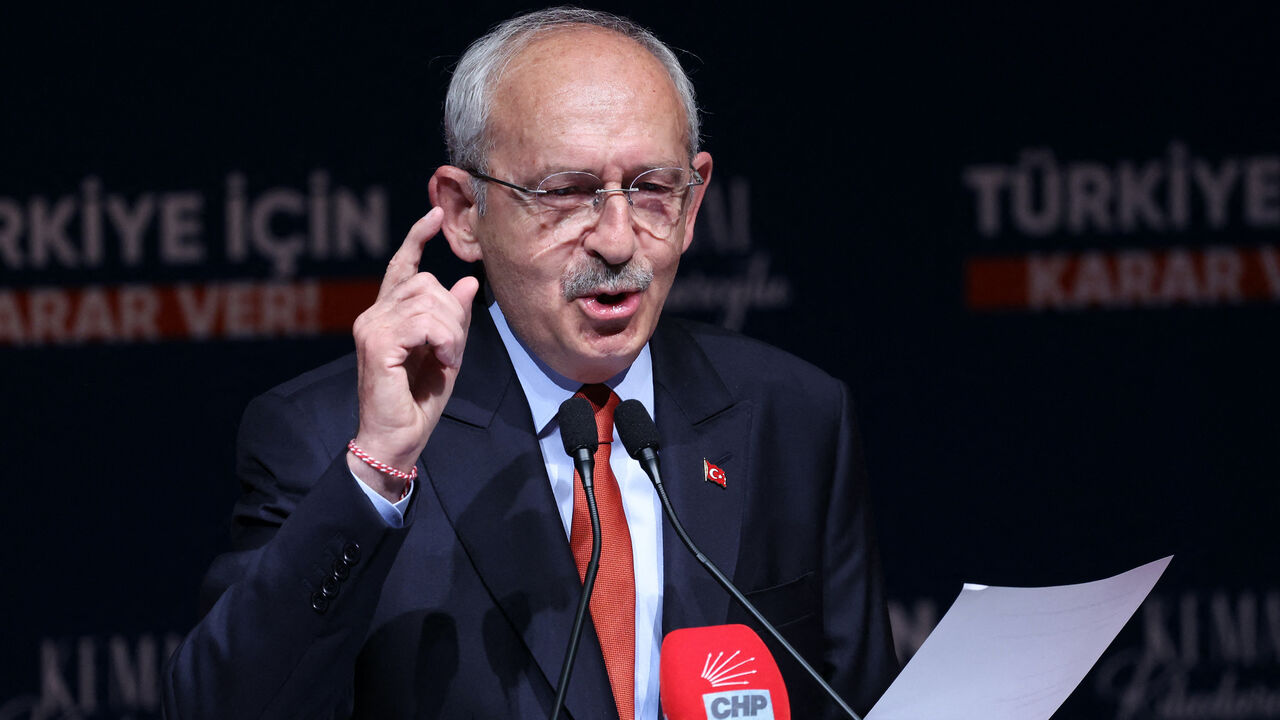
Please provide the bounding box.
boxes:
[347,438,418,483]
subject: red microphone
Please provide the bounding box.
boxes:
[660,624,790,720]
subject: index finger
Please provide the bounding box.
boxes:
[378,207,444,300]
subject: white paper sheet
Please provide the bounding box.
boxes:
[866,556,1171,720]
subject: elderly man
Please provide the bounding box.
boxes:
[164,7,897,719]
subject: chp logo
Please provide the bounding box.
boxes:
[661,625,789,720]
[700,650,774,719]
[702,689,775,719]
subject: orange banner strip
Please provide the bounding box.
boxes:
[966,245,1280,310]
[0,278,382,346]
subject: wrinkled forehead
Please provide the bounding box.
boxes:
[487,27,689,159]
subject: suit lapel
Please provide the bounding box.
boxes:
[422,305,616,720]
[651,321,752,634]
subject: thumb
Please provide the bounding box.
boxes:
[429,276,479,370]
[450,275,481,327]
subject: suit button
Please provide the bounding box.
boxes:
[331,562,350,581]
[342,542,361,565]
[321,577,341,599]
[311,591,329,614]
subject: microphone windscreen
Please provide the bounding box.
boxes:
[558,396,598,455]
[660,624,790,720]
[615,399,661,459]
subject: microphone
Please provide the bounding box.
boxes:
[550,397,601,720]
[559,396,598,474]
[614,400,862,720]
[660,624,790,720]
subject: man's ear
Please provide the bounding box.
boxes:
[679,151,714,254]
[429,166,483,263]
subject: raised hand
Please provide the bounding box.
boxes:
[347,207,480,500]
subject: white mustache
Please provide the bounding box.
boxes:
[561,259,654,300]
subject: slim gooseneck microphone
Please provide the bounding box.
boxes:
[613,399,863,720]
[550,397,601,720]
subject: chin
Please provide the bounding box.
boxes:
[565,333,646,383]
[587,313,654,351]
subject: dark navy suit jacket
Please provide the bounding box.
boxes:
[163,307,898,719]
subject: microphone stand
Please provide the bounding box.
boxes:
[550,402,602,720]
[617,402,862,720]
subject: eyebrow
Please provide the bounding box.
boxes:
[526,161,687,182]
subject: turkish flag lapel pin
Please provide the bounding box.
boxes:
[703,459,727,488]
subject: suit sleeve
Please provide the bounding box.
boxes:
[820,380,899,716]
[163,389,412,720]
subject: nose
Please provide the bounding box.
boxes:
[582,191,638,266]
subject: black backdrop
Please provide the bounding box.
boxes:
[3,4,1278,719]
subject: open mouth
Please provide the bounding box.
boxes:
[578,289,642,320]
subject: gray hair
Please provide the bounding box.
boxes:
[444,7,701,211]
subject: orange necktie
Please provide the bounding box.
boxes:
[569,384,635,720]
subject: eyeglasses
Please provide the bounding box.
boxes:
[467,166,704,238]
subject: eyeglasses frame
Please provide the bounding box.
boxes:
[465,166,705,210]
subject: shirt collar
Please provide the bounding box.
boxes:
[489,300,655,435]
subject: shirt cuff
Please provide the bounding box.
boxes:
[351,469,413,528]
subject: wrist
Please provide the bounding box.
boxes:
[346,438,416,503]
[349,429,422,473]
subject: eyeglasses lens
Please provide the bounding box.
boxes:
[533,168,696,236]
